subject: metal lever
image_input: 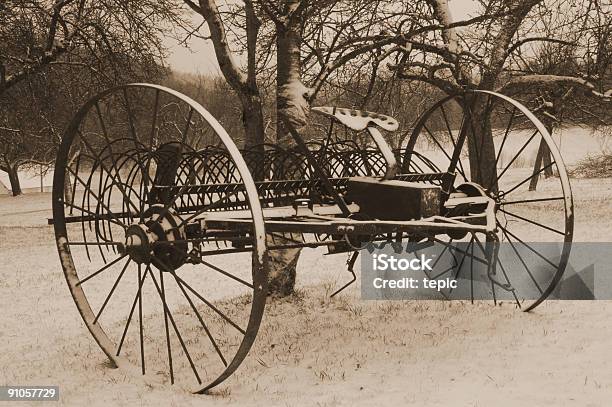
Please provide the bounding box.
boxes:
[366,126,398,180]
[331,251,359,297]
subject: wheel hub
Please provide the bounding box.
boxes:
[122,205,188,269]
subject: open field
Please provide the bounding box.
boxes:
[1,171,612,406]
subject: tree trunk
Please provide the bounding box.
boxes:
[240,92,266,150]
[465,96,498,191]
[266,8,309,298]
[7,164,22,196]
[64,173,73,203]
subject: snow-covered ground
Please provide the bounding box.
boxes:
[1,172,612,406]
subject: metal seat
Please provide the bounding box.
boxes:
[312,106,399,131]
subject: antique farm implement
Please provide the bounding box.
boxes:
[50,84,573,392]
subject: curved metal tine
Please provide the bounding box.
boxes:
[102,165,118,253]
[94,156,144,227]
[117,264,150,356]
[78,132,141,215]
[439,104,467,180]
[149,269,202,385]
[78,159,93,260]
[93,258,132,324]
[140,88,161,222]
[93,102,143,215]
[151,113,200,225]
[122,151,149,225]
[119,150,145,226]
[68,153,82,215]
[67,160,128,228]
[96,165,109,263]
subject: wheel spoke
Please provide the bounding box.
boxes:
[93,258,131,324]
[422,124,458,175]
[116,265,149,356]
[153,257,229,367]
[498,208,565,236]
[199,259,255,289]
[173,273,228,367]
[498,223,560,271]
[173,274,246,335]
[149,270,202,384]
[68,241,124,247]
[495,254,522,307]
[431,237,489,266]
[495,130,538,184]
[76,254,127,286]
[502,161,556,196]
[499,225,544,294]
[448,236,474,295]
[158,268,174,384]
[500,196,564,206]
[138,264,145,375]
[495,108,517,164]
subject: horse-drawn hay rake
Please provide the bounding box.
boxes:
[50,84,573,392]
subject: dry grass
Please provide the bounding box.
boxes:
[569,154,612,178]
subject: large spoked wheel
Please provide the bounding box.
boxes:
[52,84,268,392]
[404,90,573,311]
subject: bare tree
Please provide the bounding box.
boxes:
[0,0,183,194]
[391,0,612,184]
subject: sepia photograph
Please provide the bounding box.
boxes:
[1,0,611,405]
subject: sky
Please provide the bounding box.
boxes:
[165,0,478,75]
